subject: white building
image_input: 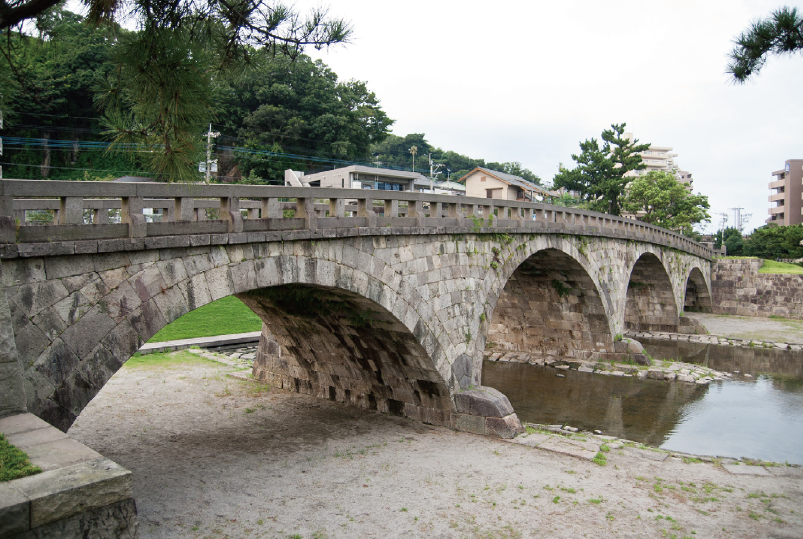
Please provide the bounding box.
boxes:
[624,133,694,192]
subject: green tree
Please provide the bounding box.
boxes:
[552,123,649,215]
[727,6,803,83]
[213,51,392,182]
[4,0,352,182]
[743,223,803,259]
[0,8,139,179]
[720,227,745,256]
[622,171,710,236]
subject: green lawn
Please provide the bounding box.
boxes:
[148,296,263,342]
[0,433,41,482]
[758,260,803,275]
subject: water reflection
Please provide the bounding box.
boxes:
[483,339,803,464]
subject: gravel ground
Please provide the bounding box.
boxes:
[68,352,803,539]
[687,313,803,343]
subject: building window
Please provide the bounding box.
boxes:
[486,189,493,198]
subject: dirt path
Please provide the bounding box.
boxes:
[68,352,803,539]
[687,313,803,343]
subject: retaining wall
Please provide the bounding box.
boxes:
[712,259,803,319]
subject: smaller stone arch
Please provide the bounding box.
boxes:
[486,248,613,361]
[624,253,679,332]
[683,267,712,313]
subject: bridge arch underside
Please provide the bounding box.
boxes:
[487,249,613,361]
[238,285,453,425]
[683,267,712,313]
[624,254,679,332]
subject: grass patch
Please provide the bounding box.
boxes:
[592,452,607,466]
[758,259,803,275]
[125,350,220,369]
[149,296,262,342]
[0,433,42,482]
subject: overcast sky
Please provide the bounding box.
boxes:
[304,0,803,233]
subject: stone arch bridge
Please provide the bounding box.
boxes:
[0,180,713,436]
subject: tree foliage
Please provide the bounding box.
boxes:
[727,6,803,82]
[622,171,710,236]
[743,224,803,259]
[552,123,649,216]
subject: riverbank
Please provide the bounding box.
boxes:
[66,350,803,539]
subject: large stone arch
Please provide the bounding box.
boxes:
[683,266,712,313]
[623,252,680,332]
[238,284,452,425]
[9,243,453,431]
[485,247,614,361]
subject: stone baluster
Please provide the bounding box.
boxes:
[121,196,146,238]
[429,201,443,219]
[175,197,194,221]
[93,208,109,225]
[357,197,377,227]
[0,190,13,243]
[521,206,532,227]
[60,197,83,225]
[296,197,317,230]
[262,198,281,219]
[220,196,243,233]
[329,198,345,218]
[407,200,422,226]
[247,206,259,220]
[384,199,399,218]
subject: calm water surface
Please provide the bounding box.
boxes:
[483,339,803,464]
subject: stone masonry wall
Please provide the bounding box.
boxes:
[488,249,612,360]
[712,258,803,319]
[0,229,711,430]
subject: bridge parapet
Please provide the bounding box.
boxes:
[0,179,713,260]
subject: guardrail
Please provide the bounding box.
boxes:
[0,179,713,259]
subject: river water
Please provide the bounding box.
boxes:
[483,339,803,464]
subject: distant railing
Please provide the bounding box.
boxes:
[0,179,713,259]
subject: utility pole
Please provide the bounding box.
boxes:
[201,124,220,183]
[729,207,750,232]
[428,153,442,193]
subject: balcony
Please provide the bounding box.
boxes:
[769,178,785,189]
[769,192,786,202]
[769,206,786,215]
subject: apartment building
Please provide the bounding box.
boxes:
[623,132,694,192]
[767,159,803,226]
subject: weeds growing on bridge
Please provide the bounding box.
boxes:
[0,434,42,482]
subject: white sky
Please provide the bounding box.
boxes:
[305,0,803,233]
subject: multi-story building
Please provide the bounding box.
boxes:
[767,159,803,226]
[623,132,694,192]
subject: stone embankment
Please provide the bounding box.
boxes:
[484,347,727,385]
[712,258,803,320]
[625,330,803,351]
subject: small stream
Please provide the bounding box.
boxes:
[483,339,803,464]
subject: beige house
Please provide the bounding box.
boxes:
[458,167,556,201]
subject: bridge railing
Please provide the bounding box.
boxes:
[0,179,713,258]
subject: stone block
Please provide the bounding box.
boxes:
[127,299,168,343]
[12,280,70,318]
[453,386,514,418]
[452,413,485,435]
[11,458,132,529]
[0,483,29,537]
[156,258,188,288]
[44,255,95,280]
[60,305,116,358]
[99,320,141,367]
[205,265,234,301]
[485,413,525,439]
[0,361,27,417]
[2,258,46,287]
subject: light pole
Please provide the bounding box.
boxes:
[409,145,418,172]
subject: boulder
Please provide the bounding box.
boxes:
[485,413,525,439]
[453,386,514,418]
